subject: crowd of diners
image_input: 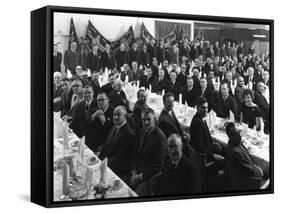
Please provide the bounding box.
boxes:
[53,37,270,196]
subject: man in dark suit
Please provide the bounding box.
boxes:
[53,72,63,112]
[101,73,116,96]
[85,92,114,152]
[60,78,73,117]
[225,122,264,190]
[191,67,201,90]
[88,72,101,98]
[133,89,149,128]
[167,70,182,101]
[213,41,220,57]
[235,76,245,117]
[129,108,167,196]
[215,81,238,120]
[168,44,179,65]
[190,97,225,162]
[99,106,135,178]
[86,44,102,74]
[182,77,200,107]
[139,67,158,92]
[161,60,170,80]
[179,41,190,59]
[115,43,128,70]
[155,69,171,94]
[128,61,144,83]
[53,44,62,72]
[140,44,151,67]
[177,64,188,88]
[254,82,270,134]
[245,67,258,89]
[200,77,215,112]
[109,79,127,109]
[157,39,165,64]
[69,85,97,138]
[63,41,81,75]
[101,43,116,71]
[158,93,191,156]
[154,134,200,196]
[129,42,140,66]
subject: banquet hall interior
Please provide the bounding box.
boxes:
[53,12,271,201]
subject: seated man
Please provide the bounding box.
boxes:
[129,108,167,196]
[155,69,170,95]
[132,89,149,128]
[101,72,116,96]
[190,97,225,163]
[109,79,127,109]
[139,66,158,92]
[158,92,191,156]
[88,72,101,98]
[200,77,215,112]
[167,70,182,101]
[86,92,114,152]
[69,85,97,138]
[53,72,63,112]
[182,77,200,107]
[153,134,200,196]
[99,106,135,178]
[225,122,264,190]
[215,81,238,120]
[254,82,269,134]
[60,77,73,117]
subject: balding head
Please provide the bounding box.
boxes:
[167,134,183,163]
[113,105,127,126]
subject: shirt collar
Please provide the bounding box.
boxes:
[116,121,127,129]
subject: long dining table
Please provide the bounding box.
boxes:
[53,116,138,201]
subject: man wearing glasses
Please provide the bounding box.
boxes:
[86,92,114,152]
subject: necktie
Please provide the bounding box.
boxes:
[86,102,89,111]
[140,131,150,153]
[111,126,119,139]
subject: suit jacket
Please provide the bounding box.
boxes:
[168,50,179,65]
[235,86,244,114]
[101,51,116,70]
[85,105,114,152]
[140,51,151,67]
[192,76,201,90]
[158,109,184,138]
[63,49,81,74]
[132,100,149,128]
[53,85,63,112]
[215,95,238,120]
[254,91,269,120]
[115,50,128,70]
[190,113,215,160]
[157,46,165,64]
[155,78,171,94]
[177,72,187,88]
[157,155,200,195]
[201,86,215,112]
[109,90,127,108]
[86,51,102,72]
[61,89,73,116]
[69,99,97,138]
[132,126,167,180]
[128,69,144,82]
[227,143,263,178]
[167,80,182,101]
[129,49,140,66]
[179,46,190,58]
[53,52,62,72]
[139,75,158,93]
[99,122,135,177]
[182,86,200,107]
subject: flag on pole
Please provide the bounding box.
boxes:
[68,17,79,49]
[85,20,111,52]
[178,26,192,46]
[192,29,204,44]
[111,26,135,55]
[140,22,157,42]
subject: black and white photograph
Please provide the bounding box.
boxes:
[51,9,272,204]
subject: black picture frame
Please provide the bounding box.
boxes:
[31,5,274,208]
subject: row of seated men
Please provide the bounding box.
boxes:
[53,75,269,196]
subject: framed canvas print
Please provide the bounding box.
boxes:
[31,5,274,208]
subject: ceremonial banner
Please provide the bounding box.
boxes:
[140,22,157,42]
[111,26,135,55]
[68,17,79,49]
[85,20,111,52]
[162,26,177,56]
[178,26,192,46]
[192,29,204,44]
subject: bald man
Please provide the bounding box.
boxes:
[153,134,200,196]
[99,106,135,178]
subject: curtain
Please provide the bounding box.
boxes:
[155,21,191,40]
